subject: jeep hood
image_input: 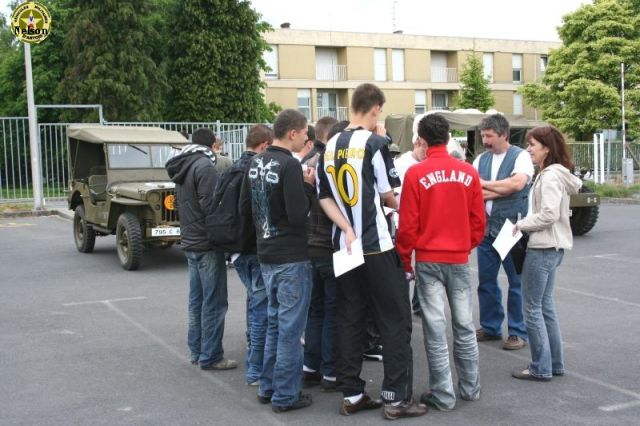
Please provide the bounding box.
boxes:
[109,182,176,200]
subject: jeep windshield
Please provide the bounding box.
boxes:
[108,144,182,169]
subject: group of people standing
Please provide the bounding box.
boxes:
[166,82,582,420]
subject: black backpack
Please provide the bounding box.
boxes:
[208,164,253,252]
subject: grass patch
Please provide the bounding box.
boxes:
[0,203,32,213]
[592,183,640,198]
[0,184,67,199]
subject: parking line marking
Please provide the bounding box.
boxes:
[555,287,640,308]
[468,266,640,308]
[63,296,147,306]
[103,301,285,426]
[598,400,640,412]
[480,343,640,403]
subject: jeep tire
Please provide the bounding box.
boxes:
[74,205,96,253]
[570,187,599,236]
[116,212,143,270]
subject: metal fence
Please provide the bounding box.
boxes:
[2,116,638,204]
[0,118,260,204]
[569,141,640,177]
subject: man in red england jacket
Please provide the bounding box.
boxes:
[396,113,486,411]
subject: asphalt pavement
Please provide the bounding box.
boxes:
[1,204,639,425]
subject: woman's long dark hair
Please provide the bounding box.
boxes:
[525,125,573,170]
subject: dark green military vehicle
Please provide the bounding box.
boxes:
[385,112,600,235]
[67,125,187,270]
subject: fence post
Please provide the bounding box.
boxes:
[25,44,44,210]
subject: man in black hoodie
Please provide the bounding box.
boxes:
[165,127,237,371]
[230,124,273,386]
[241,109,316,413]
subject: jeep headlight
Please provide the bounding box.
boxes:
[164,194,176,211]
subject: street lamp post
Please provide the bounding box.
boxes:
[25,43,44,210]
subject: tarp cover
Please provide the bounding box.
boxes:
[385,111,537,152]
[67,125,188,144]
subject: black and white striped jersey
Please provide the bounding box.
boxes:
[317,128,401,254]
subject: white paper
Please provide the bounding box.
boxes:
[383,206,395,216]
[230,253,240,263]
[332,238,365,277]
[492,219,523,261]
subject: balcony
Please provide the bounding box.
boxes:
[316,64,347,81]
[315,106,349,121]
[431,67,458,83]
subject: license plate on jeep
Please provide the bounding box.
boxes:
[151,227,180,237]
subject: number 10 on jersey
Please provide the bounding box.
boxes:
[326,164,359,207]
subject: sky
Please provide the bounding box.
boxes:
[1,0,591,42]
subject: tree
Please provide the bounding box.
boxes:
[166,0,277,122]
[457,54,495,112]
[520,0,640,140]
[58,0,167,121]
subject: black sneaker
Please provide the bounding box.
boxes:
[363,345,383,361]
[302,371,322,387]
[320,378,338,392]
[257,393,272,404]
[272,393,312,413]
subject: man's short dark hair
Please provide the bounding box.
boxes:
[192,127,216,147]
[315,116,339,143]
[327,120,350,141]
[418,114,449,147]
[351,83,385,114]
[246,124,273,149]
[307,125,316,142]
[273,109,307,140]
[479,114,510,138]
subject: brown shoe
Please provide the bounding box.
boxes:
[476,328,501,342]
[200,358,238,370]
[383,400,429,420]
[503,335,526,350]
[340,393,383,416]
[512,368,551,382]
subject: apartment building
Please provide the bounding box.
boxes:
[262,28,559,122]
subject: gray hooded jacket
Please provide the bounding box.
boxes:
[516,164,582,250]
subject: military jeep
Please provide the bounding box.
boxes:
[385,112,600,236]
[66,125,187,270]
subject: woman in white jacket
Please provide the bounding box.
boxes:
[511,125,582,381]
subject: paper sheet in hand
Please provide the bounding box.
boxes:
[492,219,523,261]
[333,238,365,277]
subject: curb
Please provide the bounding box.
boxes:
[0,209,73,220]
[601,197,640,205]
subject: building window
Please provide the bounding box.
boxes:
[512,54,523,83]
[414,91,426,114]
[392,49,404,81]
[374,48,387,81]
[297,89,311,119]
[483,53,493,82]
[540,55,548,74]
[432,92,448,110]
[513,93,523,115]
[264,45,278,79]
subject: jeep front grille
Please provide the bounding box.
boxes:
[161,191,179,222]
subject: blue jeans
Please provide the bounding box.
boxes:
[477,235,527,339]
[259,261,313,407]
[234,254,268,384]
[416,262,480,410]
[522,248,565,378]
[304,257,337,378]
[184,250,228,366]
